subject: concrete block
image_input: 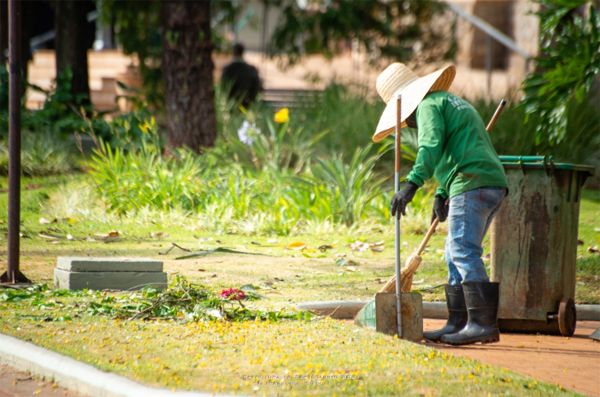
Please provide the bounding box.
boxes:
[54,269,167,291]
[57,257,163,272]
[374,292,423,342]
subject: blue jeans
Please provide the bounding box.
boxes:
[445,187,506,285]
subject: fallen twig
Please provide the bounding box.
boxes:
[176,247,269,260]
[159,242,193,255]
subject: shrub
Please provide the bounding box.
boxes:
[21,70,99,139]
[304,144,388,225]
[214,107,328,174]
[521,1,599,145]
[0,130,77,176]
[0,64,7,112]
[89,141,206,214]
[87,109,400,234]
[286,83,385,158]
[473,97,600,167]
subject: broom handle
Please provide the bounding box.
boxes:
[417,218,439,255]
[380,216,438,294]
[486,99,507,132]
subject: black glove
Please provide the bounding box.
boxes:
[432,194,449,223]
[390,181,419,218]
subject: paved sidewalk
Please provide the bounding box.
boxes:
[425,320,600,397]
[0,364,84,397]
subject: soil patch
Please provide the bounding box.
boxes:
[424,319,600,396]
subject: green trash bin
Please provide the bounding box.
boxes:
[489,156,594,336]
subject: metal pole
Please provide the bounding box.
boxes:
[0,0,7,65]
[1,0,30,285]
[261,1,269,59]
[394,96,402,338]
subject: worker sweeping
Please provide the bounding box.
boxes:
[373,63,508,346]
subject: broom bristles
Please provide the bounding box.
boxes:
[380,253,423,293]
[380,218,437,294]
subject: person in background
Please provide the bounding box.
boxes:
[221,42,262,108]
[373,62,508,346]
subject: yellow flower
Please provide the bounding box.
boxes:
[274,107,289,124]
[139,116,155,134]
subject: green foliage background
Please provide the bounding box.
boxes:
[270,0,449,64]
[521,0,600,145]
[0,0,596,230]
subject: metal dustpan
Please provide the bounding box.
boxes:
[354,299,377,328]
[355,292,423,341]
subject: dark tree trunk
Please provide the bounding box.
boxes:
[54,0,92,103]
[161,0,216,151]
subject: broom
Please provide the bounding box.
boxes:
[378,98,507,294]
[380,217,440,293]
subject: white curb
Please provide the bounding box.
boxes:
[0,333,238,397]
[296,300,600,321]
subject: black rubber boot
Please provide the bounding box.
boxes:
[441,282,500,346]
[423,284,467,342]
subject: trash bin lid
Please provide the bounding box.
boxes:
[500,155,595,175]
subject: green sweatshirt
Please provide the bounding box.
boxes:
[406,91,507,198]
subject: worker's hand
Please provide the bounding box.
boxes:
[390,182,419,218]
[432,194,449,223]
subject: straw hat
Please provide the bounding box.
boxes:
[373,63,456,142]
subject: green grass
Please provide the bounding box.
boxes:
[0,174,596,395]
[0,173,597,305]
[576,190,600,303]
[0,300,576,396]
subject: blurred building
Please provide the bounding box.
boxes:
[449,0,538,85]
[217,0,539,99]
[22,0,541,110]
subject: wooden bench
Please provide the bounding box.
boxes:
[262,88,323,109]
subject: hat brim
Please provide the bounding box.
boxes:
[372,64,456,142]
